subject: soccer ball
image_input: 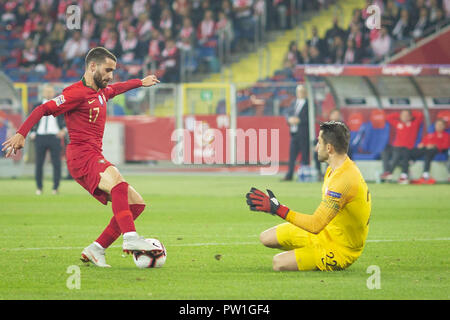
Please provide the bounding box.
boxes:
[132,238,167,268]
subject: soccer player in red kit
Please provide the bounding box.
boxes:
[2,47,160,267]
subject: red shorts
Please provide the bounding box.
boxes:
[66,146,113,205]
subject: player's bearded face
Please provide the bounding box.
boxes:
[316,132,329,162]
[93,60,116,89]
[93,68,109,89]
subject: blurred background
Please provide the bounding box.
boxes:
[0,0,449,184]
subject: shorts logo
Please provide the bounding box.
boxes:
[52,95,66,106]
[326,190,342,199]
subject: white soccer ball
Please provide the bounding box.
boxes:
[132,238,167,268]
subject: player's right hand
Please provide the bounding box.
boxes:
[246,187,290,219]
[1,133,25,158]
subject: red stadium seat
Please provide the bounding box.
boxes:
[347,112,364,132]
[370,109,386,129]
[436,110,450,127]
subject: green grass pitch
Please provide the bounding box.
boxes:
[0,175,449,300]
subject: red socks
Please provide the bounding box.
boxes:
[110,182,135,234]
[95,184,146,249]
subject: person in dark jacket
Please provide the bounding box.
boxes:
[282,84,310,181]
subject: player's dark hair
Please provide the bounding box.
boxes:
[85,47,117,67]
[320,121,350,154]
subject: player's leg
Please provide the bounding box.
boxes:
[95,185,146,250]
[259,226,282,248]
[97,166,152,252]
[272,250,300,271]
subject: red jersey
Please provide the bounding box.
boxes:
[17,78,142,151]
[421,131,450,152]
[386,111,423,149]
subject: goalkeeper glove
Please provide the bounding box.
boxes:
[245,187,290,219]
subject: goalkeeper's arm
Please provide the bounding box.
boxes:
[284,200,340,234]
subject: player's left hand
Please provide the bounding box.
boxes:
[246,187,290,219]
[141,74,160,87]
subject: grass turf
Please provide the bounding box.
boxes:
[0,175,449,300]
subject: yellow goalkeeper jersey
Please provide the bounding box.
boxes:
[317,157,371,256]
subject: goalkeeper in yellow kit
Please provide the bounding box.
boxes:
[246,121,371,271]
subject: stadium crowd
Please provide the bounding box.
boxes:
[283,0,450,68]
[0,0,333,83]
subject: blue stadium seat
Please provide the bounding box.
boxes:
[352,122,390,160]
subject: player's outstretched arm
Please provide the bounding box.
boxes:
[141,74,160,87]
[245,187,337,234]
[105,75,160,100]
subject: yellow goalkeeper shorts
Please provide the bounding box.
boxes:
[275,222,355,271]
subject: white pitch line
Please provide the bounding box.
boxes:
[1,238,449,252]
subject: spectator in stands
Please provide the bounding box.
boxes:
[177,17,196,51]
[216,10,234,52]
[309,45,324,64]
[160,37,180,83]
[282,84,310,181]
[93,0,114,18]
[159,8,174,33]
[103,30,122,58]
[15,4,28,27]
[30,22,47,47]
[48,21,66,48]
[146,28,164,70]
[428,0,442,24]
[429,8,446,29]
[173,0,191,18]
[409,118,450,184]
[136,12,154,42]
[328,35,345,64]
[343,38,359,64]
[81,12,98,42]
[121,26,139,62]
[382,0,400,33]
[325,17,346,50]
[444,0,450,18]
[307,26,327,57]
[381,109,424,184]
[271,0,289,30]
[197,9,217,47]
[392,9,412,41]
[20,38,39,68]
[62,30,88,68]
[300,44,310,64]
[100,21,116,46]
[38,41,59,69]
[371,26,392,61]
[283,41,302,68]
[411,0,427,24]
[412,7,430,39]
[221,0,235,21]
[132,0,148,19]
[232,0,255,47]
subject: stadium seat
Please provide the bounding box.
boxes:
[436,110,450,125]
[352,121,390,160]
